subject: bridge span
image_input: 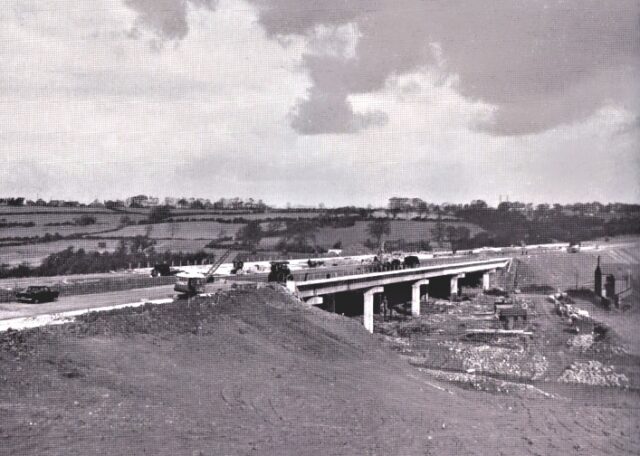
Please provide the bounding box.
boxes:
[289,257,511,333]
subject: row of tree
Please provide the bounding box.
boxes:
[0,245,212,279]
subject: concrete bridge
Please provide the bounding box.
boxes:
[291,257,511,333]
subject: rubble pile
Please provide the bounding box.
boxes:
[443,341,548,380]
[429,300,464,314]
[567,334,594,352]
[558,361,629,388]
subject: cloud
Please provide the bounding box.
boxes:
[124,0,217,40]
[2,0,638,205]
[290,85,387,134]
[615,115,640,137]
[246,0,640,136]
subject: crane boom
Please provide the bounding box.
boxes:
[204,249,237,279]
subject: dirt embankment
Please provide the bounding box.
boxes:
[0,287,639,455]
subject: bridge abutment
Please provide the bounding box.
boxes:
[305,296,323,306]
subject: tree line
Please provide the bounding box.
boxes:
[0,243,212,279]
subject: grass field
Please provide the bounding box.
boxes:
[0,239,122,266]
[0,207,114,214]
[261,219,483,249]
[0,211,485,268]
[94,221,245,240]
[515,241,640,304]
[168,211,324,221]
[0,212,148,238]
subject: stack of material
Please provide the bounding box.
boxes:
[444,342,548,380]
[558,361,629,387]
[567,334,594,352]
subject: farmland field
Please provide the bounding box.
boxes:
[261,220,483,249]
[168,211,324,221]
[0,239,122,266]
[0,212,146,238]
[93,221,245,240]
[0,207,114,215]
[515,240,640,306]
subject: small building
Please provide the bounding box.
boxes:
[498,306,528,329]
[594,256,631,309]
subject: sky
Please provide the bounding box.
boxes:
[1,0,639,207]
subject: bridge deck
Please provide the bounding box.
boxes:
[295,258,511,297]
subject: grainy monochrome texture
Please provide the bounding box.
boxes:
[1,1,639,455]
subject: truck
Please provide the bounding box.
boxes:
[16,286,59,303]
[267,261,293,283]
[403,255,420,268]
[150,263,179,277]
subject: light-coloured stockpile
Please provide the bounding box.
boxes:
[443,341,548,380]
[558,361,629,388]
[566,334,594,352]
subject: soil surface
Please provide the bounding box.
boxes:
[1,286,638,455]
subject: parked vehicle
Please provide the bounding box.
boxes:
[151,263,178,277]
[372,256,402,272]
[16,286,59,303]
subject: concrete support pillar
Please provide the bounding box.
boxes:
[450,276,458,296]
[327,294,336,313]
[411,279,430,317]
[363,286,384,334]
[482,270,495,291]
[305,296,323,306]
[286,280,297,294]
[450,273,465,298]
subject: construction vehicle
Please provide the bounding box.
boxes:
[267,261,293,283]
[174,271,207,296]
[16,285,59,303]
[403,255,420,268]
[150,263,178,277]
[174,249,237,296]
[231,257,245,274]
[372,254,402,271]
[567,241,581,253]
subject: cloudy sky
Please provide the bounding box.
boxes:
[1,0,639,206]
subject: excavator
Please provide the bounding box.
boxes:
[174,249,237,296]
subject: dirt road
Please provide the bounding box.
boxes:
[0,285,176,320]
